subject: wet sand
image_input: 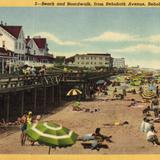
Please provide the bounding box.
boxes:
[0,93,160,154]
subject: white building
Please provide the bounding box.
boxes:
[26,36,49,56]
[0,22,26,55]
[73,53,112,68]
[113,58,125,68]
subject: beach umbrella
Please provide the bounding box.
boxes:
[96,79,105,85]
[108,76,117,81]
[130,80,141,86]
[148,85,156,91]
[25,122,78,147]
[141,89,155,99]
[66,89,82,96]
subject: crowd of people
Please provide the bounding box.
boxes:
[140,96,160,146]
[88,76,160,147]
[3,63,47,76]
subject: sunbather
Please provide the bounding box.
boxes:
[78,128,112,150]
[147,126,160,145]
[143,106,151,116]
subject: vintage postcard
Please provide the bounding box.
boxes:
[0,0,160,160]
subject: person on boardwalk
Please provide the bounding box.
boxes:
[20,112,27,146]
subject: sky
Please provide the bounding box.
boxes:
[0,8,160,68]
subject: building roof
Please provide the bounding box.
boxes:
[87,53,111,56]
[33,38,46,49]
[65,56,75,64]
[0,25,22,39]
[76,53,111,57]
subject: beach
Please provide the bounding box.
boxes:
[1,92,160,154]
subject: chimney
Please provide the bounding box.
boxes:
[5,22,7,26]
[27,35,30,39]
[2,41,5,48]
[0,21,3,26]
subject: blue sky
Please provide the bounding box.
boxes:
[1,8,160,68]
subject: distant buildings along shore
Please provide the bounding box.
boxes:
[0,21,126,74]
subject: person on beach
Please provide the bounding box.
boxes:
[30,115,41,146]
[128,99,137,107]
[142,106,151,117]
[146,126,160,146]
[112,88,117,99]
[20,112,27,146]
[139,86,143,95]
[27,111,33,129]
[79,128,112,150]
[156,86,159,97]
[151,96,159,118]
[140,118,153,133]
[122,89,127,97]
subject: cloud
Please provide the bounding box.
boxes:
[84,31,160,43]
[33,32,81,46]
[110,44,160,54]
[84,32,139,42]
[148,35,160,43]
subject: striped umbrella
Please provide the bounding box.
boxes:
[25,122,78,147]
[67,89,82,96]
[141,89,155,99]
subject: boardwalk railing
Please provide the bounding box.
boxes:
[0,71,114,90]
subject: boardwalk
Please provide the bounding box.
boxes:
[0,71,114,121]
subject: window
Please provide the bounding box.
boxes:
[81,57,84,60]
[34,50,36,55]
[19,33,21,39]
[19,42,21,49]
[86,57,89,60]
[22,43,24,50]
[99,57,102,60]
[15,41,18,49]
[94,57,96,60]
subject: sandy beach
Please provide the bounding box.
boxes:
[1,92,160,154]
